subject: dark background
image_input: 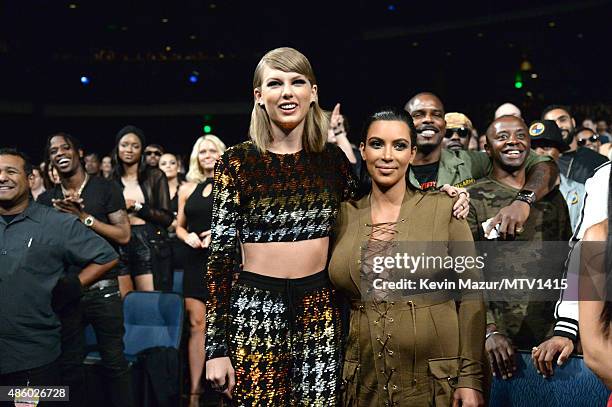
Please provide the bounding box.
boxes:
[1,0,611,163]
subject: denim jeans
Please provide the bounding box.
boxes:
[58,284,133,407]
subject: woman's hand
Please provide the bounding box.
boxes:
[452,388,484,407]
[206,357,235,400]
[200,230,212,248]
[440,184,470,219]
[125,199,137,211]
[185,232,203,249]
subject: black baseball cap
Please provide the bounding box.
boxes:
[529,120,569,152]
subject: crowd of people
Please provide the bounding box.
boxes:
[1,46,611,407]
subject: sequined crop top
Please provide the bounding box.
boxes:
[205,141,358,359]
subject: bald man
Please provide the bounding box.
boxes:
[404,92,559,238]
[494,103,522,119]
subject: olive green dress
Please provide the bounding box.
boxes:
[329,188,486,406]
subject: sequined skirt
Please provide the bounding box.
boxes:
[227,270,342,406]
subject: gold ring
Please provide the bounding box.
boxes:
[516,226,524,234]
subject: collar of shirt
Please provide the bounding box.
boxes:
[0,200,43,226]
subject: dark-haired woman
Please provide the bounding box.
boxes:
[579,164,612,398]
[112,125,173,296]
[329,109,485,406]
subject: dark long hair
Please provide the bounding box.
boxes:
[603,168,612,337]
[111,125,148,183]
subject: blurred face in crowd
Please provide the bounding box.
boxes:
[443,126,471,151]
[543,108,575,141]
[159,153,179,180]
[582,119,596,132]
[101,156,112,176]
[118,133,143,166]
[596,120,609,135]
[199,139,221,174]
[406,93,446,153]
[478,133,487,151]
[360,120,416,189]
[144,145,162,167]
[0,154,30,210]
[532,141,561,161]
[84,153,100,175]
[48,164,61,185]
[254,66,317,133]
[486,116,530,172]
[29,168,44,190]
[48,135,80,178]
[576,128,601,152]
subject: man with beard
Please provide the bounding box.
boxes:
[466,115,572,380]
[404,92,558,238]
[442,112,473,152]
[0,148,118,403]
[144,144,164,168]
[38,133,133,407]
[542,105,608,183]
[84,152,101,176]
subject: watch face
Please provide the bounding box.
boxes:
[85,217,94,226]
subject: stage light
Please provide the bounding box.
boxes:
[69,3,77,9]
[514,71,523,89]
[387,4,396,11]
[203,125,212,133]
[189,71,199,84]
[80,76,90,85]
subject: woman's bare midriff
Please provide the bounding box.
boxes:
[241,237,329,279]
[128,214,146,226]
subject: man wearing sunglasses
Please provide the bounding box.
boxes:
[443,112,473,152]
[144,144,164,168]
[575,127,602,153]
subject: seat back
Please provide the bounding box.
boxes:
[172,269,184,294]
[490,351,611,406]
[122,291,184,357]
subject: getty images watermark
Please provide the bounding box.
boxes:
[360,241,610,302]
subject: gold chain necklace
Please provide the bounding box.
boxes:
[61,173,89,198]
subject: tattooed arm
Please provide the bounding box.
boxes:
[84,207,131,245]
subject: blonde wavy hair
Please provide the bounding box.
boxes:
[186,134,226,183]
[249,47,328,153]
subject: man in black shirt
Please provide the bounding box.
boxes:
[0,148,118,403]
[38,133,132,407]
[542,105,608,183]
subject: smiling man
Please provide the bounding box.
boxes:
[466,116,571,380]
[0,148,118,397]
[37,133,132,407]
[404,92,559,238]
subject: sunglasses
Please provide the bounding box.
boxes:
[145,150,162,157]
[444,128,470,139]
[577,135,599,146]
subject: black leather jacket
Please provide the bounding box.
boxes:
[115,167,173,229]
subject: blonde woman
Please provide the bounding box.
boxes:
[176,135,226,407]
[204,47,358,405]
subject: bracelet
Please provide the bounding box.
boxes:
[486,331,500,340]
[133,202,143,212]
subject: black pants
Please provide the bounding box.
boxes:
[0,359,62,406]
[59,285,133,407]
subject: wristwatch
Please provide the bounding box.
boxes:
[82,215,95,227]
[514,189,536,206]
